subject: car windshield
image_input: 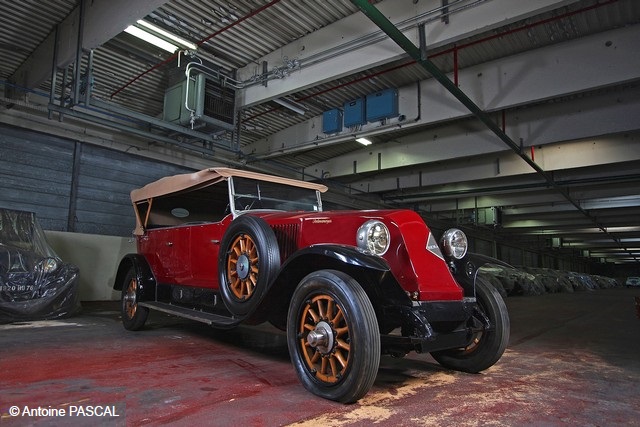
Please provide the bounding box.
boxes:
[230,176,322,214]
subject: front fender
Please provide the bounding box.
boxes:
[250,244,409,331]
[113,254,156,302]
[283,244,391,272]
[450,252,514,297]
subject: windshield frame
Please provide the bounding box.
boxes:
[228,176,323,217]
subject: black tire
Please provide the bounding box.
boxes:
[431,276,510,373]
[287,270,381,403]
[218,215,280,316]
[121,267,149,331]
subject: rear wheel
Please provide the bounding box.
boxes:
[431,276,510,373]
[287,270,380,403]
[121,268,149,331]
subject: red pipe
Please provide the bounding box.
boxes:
[531,146,535,162]
[110,0,282,99]
[453,46,458,87]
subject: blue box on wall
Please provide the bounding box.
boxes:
[343,98,365,127]
[366,88,398,122]
[322,108,342,133]
[322,108,343,133]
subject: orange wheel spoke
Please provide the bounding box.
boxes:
[331,307,344,325]
[307,308,320,324]
[335,326,349,337]
[334,349,348,368]
[336,338,350,352]
[329,356,338,377]
[326,299,334,319]
[320,357,329,375]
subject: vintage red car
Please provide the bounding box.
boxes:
[114,167,509,403]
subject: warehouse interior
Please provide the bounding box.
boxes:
[1,0,639,424]
[1,0,639,276]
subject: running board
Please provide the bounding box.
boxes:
[139,301,240,328]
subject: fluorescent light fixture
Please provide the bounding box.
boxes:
[124,25,178,53]
[356,137,372,146]
[136,20,197,50]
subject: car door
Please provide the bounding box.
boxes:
[188,222,225,289]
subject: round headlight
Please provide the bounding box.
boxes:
[440,228,468,259]
[357,220,390,256]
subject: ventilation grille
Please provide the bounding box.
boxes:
[204,79,235,125]
[271,223,300,261]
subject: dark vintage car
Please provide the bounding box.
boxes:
[114,168,509,403]
[0,208,80,322]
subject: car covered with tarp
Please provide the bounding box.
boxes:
[0,208,80,322]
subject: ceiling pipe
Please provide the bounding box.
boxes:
[350,0,636,263]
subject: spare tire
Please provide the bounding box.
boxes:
[218,215,280,316]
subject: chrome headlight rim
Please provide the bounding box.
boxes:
[357,220,391,256]
[440,228,468,260]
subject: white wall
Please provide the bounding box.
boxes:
[45,231,135,301]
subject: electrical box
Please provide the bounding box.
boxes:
[163,77,200,126]
[322,109,343,134]
[476,206,502,227]
[343,98,365,127]
[366,88,398,122]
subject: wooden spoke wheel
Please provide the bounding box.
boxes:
[120,267,148,331]
[227,233,259,300]
[431,276,510,373]
[299,293,351,384]
[219,215,280,316]
[287,270,380,403]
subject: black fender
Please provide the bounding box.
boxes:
[113,254,156,302]
[249,244,411,331]
[450,252,514,297]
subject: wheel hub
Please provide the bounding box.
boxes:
[236,253,250,280]
[306,321,334,354]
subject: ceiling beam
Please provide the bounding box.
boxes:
[9,0,170,90]
[245,25,640,162]
[347,132,640,195]
[236,0,581,107]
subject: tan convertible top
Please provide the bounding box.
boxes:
[130,167,328,203]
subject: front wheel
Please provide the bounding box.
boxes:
[121,267,149,331]
[431,276,510,373]
[287,270,381,403]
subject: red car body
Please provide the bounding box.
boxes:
[139,210,463,301]
[114,168,509,403]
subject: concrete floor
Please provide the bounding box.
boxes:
[1,288,639,426]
